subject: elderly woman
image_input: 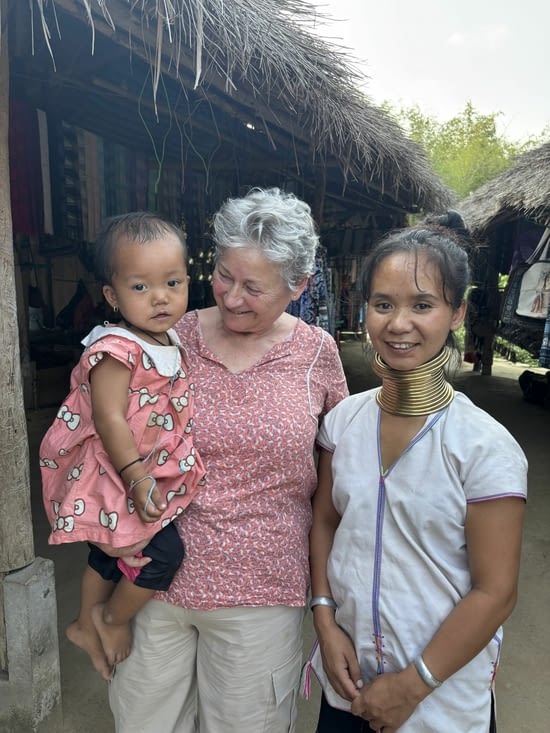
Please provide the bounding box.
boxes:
[107,188,349,732]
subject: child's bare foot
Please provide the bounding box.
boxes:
[66,619,113,680]
[91,602,132,666]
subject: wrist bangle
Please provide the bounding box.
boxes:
[309,596,337,611]
[128,475,157,515]
[414,655,442,689]
[118,457,143,476]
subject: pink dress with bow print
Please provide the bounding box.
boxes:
[40,325,205,549]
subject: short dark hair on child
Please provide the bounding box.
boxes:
[362,210,472,310]
[94,212,187,285]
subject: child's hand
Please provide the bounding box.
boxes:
[129,476,167,523]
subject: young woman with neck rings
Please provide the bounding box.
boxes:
[308,212,527,733]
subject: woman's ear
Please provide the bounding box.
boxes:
[291,276,309,301]
[451,301,467,332]
[102,284,118,310]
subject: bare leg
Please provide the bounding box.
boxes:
[66,565,115,680]
[91,577,155,666]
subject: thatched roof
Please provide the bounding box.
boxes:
[10,0,452,217]
[460,143,550,235]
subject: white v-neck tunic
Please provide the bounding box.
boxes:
[312,389,527,732]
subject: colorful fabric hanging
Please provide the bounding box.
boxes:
[539,303,550,368]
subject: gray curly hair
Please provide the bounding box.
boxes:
[212,188,319,292]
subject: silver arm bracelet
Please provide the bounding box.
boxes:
[128,475,157,515]
[414,655,442,689]
[309,596,337,611]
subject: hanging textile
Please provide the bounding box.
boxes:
[49,118,83,241]
[539,304,550,368]
[9,98,44,236]
[82,130,103,241]
[286,248,331,332]
[37,109,53,235]
[104,140,131,216]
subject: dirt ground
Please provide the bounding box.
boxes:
[24,340,550,732]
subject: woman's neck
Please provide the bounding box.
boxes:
[373,347,454,416]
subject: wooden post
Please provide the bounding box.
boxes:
[0,0,35,671]
[0,9,61,726]
[480,233,501,376]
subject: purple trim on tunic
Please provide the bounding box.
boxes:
[371,408,448,675]
[467,493,526,503]
[372,472,386,675]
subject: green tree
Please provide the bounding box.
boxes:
[385,101,533,198]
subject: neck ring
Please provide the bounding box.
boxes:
[373,347,454,416]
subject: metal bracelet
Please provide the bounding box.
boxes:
[309,596,338,611]
[128,475,157,515]
[414,655,442,689]
[128,474,155,494]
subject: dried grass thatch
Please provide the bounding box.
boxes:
[19,0,452,214]
[461,142,550,234]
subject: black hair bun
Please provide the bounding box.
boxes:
[424,209,469,238]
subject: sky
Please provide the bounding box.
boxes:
[312,0,548,142]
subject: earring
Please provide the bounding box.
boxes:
[113,305,119,313]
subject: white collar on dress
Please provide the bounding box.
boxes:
[82,324,182,377]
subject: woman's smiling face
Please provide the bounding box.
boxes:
[212,246,301,335]
[366,251,466,370]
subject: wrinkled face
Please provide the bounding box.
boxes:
[212,246,306,335]
[366,251,465,371]
[102,233,189,337]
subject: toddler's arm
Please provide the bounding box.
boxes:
[90,355,165,522]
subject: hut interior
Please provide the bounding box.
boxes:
[461,142,550,376]
[5,1,451,406]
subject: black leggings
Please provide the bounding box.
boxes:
[316,692,497,732]
[316,695,376,733]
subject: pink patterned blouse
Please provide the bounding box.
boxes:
[158,311,348,610]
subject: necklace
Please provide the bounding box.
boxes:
[373,347,454,416]
[121,318,171,347]
[138,330,170,346]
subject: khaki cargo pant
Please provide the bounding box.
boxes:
[109,599,305,733]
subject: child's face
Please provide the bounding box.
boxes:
[103,233,189,335]
[366,251,465,371]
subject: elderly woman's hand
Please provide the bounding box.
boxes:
[95,539,151,567]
